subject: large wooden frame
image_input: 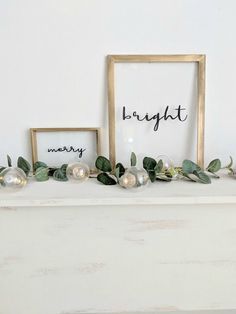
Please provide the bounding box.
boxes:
[30,127,101,167]
[107,54,206,168]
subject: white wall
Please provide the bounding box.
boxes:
[0,0,235,167]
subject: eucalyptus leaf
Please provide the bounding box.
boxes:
[167,167,177,178]
[206,159,221,173]
[34,161,48,171]
[164,170,173,178]
[182,173,197,182]
[97,173,117,185]
[0,167,6,173]
[143,157,157,171]
[7,155,12,167]
[193,170,211,184]
[155,159,163,173]
[53,165,68,181]
[17,156,31,176]
[60,164,68,173]
[35,166,49,182]
[156,174,172,182]
[143,157,157,182]
[182,159,201,174]
[130,152,137,167]
[148,171,156,182]
[95,156,112,172]
[48,167,57,176]
[115,163,125,178]
[225,156,233,169]
[115,167,120,179]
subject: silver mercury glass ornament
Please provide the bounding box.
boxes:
[0,167,27,190]
[119,172,137,189]
[119,166,149,189]
[66,162,90,183]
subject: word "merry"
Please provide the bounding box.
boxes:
[48,146,86,158]
[122,105,188,131]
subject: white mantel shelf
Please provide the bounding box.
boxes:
[1,174,236,314]
[0,174,236,208]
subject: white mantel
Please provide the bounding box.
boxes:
[0,177,236,314]
[0,175,236,208]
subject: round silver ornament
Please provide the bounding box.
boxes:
[119,172,137,189]
[0,167,27,190]
[120,166,149,189]
[66,162,90,183]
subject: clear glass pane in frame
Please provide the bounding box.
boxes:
[36,130,98,168]
[115,62,198,166]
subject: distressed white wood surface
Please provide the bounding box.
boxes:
[0,178,236,314]
[0,174,236,207]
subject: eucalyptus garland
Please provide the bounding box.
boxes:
[95,153,234,185]
[0,153,235,187]
[0,156,69,182]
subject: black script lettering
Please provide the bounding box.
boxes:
[123,106,131,120]
[77,148,86,158]
[122,105,188,132]
[48,148,57,152]
[175,105,188,122]
[48,146,86,158]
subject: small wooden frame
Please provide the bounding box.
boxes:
[30,128,101,168]
[107,54,206,168]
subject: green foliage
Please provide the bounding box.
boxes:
[166,166,177,178]
[95,156,117,185]
[143,157,172,182]
[115,163,125,178]
[34,162,68,182]
[182,160,201,174]
[97,173,117,185]
[34,161,48,172]
[130,152,137,167]
[7,155,12,167]
[206,159,221,177]
[0,167,6,173]
[224,156,234,175]
[53,164,68,181]
[193,170,211,184]
[182,160,211,184]
[143,157,157,171]
[155,159,163,173]
[182,173,197,182]
[35,166,49,182]
[0,152,232,187]
[17,156,31,176]
[226,156,233,169]
[48,167,57,177]
[95,156,112,172]
[143,157,157,182]
[156,174,172,182]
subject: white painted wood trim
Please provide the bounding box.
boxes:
[0,175,236,208]
[1,195,236,208]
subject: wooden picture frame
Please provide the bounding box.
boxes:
[107,54,205,168]
[30,128,101,169]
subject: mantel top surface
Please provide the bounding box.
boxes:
[0,174,236,207]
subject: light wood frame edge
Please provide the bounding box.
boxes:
[107,54,206,169]
[30,127,102,167]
